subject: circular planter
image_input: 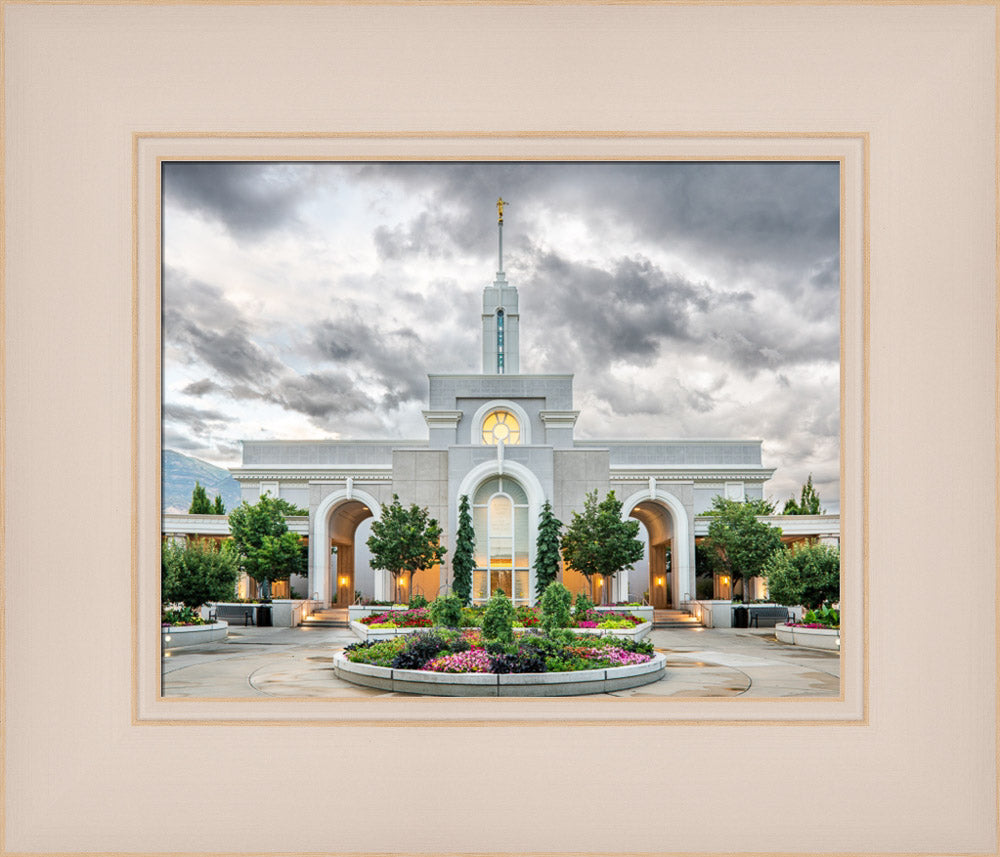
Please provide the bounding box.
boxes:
[774,624,840,651]
[162,621,228,649]
[333,650,667,696]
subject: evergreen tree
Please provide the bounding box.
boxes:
[366,494,447,603]
[533,500,563,600]
[560,490,644,605]
[188,481,212,514]
[782,474,824,515]
[703,496,784,602]
[212,494,226,515]
[451,494,475,605]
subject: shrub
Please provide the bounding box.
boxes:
[802,606,840,628]
[459,606,482,627]
[429,594,463,628]
[482,590,515,644]
[764,543,840,609]
[490,647,546,673]
[695,577,715,600]
[540,581,573,632]
[408,594,429,609]
[573,593,595,617]
[343,636,408,667]
[391,631,453,670]
[161,606,206,626]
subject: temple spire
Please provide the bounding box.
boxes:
[482,199,519,374]
[496,197,507,273]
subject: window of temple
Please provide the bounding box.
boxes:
[471,476,530,606]
[481,410,521,445]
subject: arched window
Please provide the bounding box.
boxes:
[481,410,521,445]
[471,476,530,606]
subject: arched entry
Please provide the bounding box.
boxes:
[311,488,381,606]
[457,459,546,606]
[621,488,692,610]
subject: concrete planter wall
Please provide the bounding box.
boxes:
[348,605,409,621]
[688,600,732,628]
[201,600,315,627]
[334,651,667,696]
[572,622,651,641]
[774,624,840,650]
[349,621,652,642]
[594,605,654,622]
[162,621,228,649]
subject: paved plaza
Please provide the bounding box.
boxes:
[161,625,840,698]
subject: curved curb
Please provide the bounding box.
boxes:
[333,651,667,697]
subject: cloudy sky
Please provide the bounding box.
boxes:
[162,161,840,513]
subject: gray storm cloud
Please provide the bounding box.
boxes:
[162,160,841,509]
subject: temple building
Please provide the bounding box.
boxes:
[225,201,783,609]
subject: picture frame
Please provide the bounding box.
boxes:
[3,2,996,854]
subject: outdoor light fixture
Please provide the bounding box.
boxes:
[163,634,171,643]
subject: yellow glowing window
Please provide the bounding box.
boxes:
[481,411,521,445]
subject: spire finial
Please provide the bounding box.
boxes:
[496,198,507,273]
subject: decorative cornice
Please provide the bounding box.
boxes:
[693,514,841,537]
[539,410,580,427]
[422,410,464,428]
[609,467,776,481]
[231,469,391,482]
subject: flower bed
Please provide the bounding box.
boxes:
[345,628,653,673]
[573,609,643,629]
[162,606,208,626]
[335,628,667,696]
[357,607,433,628]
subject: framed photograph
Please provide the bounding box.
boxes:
[154,155,855,713]
[3,2,996,855]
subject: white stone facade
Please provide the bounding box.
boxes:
[227,227,779,609]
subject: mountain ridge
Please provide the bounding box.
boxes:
[162,449,243,513]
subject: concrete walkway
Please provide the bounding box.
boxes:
[161,624,839,698]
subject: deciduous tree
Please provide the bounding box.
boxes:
[366,494,447,603]
[228,494,306,599]
[162,539,239,608]
[703,496,784,602]
[560,490,644,605]
[764,543,839,609]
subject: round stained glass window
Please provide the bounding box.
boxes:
[481,410,521,445]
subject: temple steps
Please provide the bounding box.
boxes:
[652,609,702,628]
[300,608,349,629]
